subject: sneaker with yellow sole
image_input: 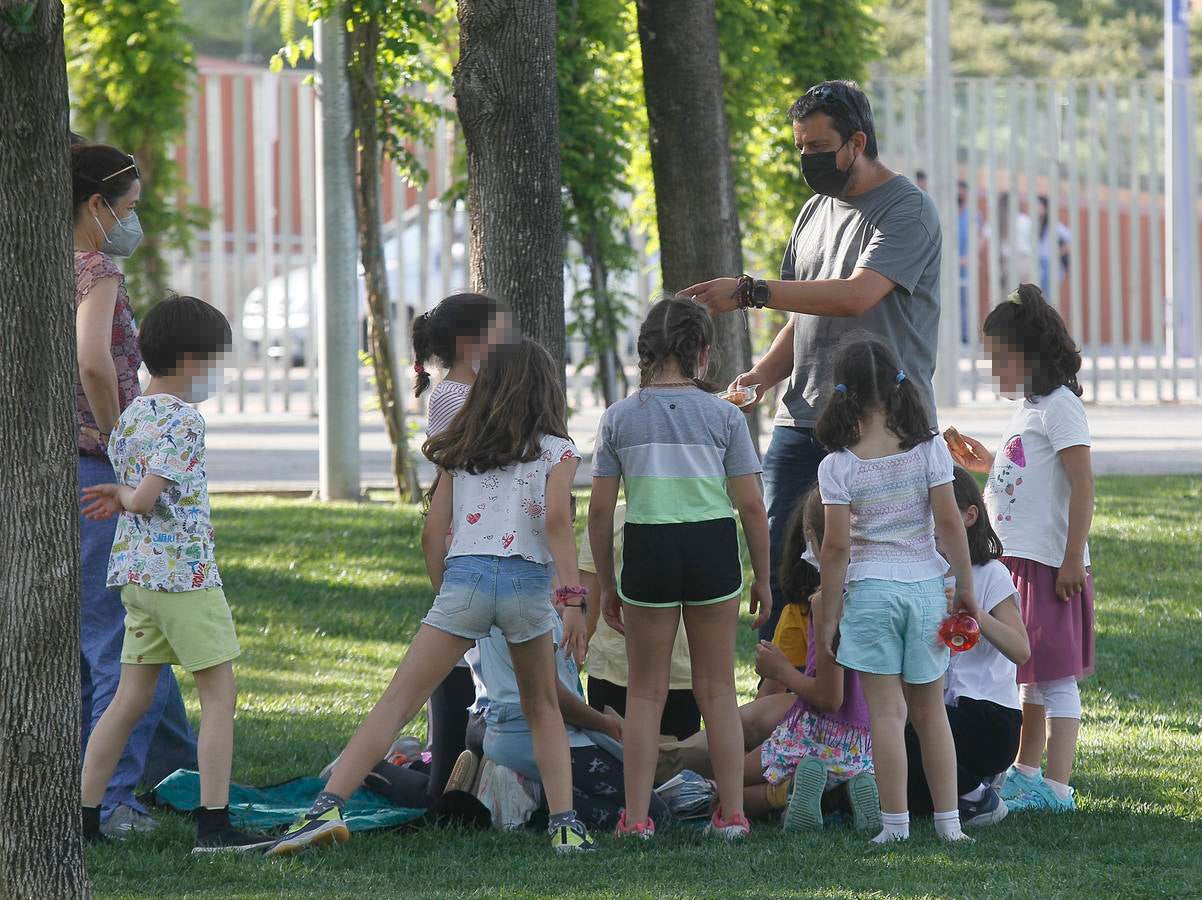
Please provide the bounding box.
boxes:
[265,806,350,858]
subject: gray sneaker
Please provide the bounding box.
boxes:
[100,804,160,839]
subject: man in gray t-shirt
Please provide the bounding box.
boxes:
[686,80,942,639]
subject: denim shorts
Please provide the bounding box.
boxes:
[836,577,950,684]
[423,555,557,644]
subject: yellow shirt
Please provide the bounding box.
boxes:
[772,602,809,669]
[579,504,694,690]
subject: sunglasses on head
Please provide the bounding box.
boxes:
[804,84,863,131]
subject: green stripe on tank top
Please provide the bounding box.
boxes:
[623,475,736,525]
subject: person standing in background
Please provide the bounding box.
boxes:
[72,143,198,838]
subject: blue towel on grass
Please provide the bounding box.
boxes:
[150,770,424,833]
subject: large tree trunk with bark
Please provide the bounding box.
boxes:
[348,12,421,501]
[635,0,756,426]
[0,2,92,896]
[454,0,565,370]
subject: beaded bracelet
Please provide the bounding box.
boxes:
[555,585,588,603]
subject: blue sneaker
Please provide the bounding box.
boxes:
[1007,780,1076,813]
[999,766,1043,802]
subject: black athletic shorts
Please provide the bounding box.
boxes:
[619,518,743,607]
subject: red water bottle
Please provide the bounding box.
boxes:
[939,612,980,653]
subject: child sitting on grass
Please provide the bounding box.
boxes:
[756,490,817,697]
[744,487,880,833]
[80,295,270,854]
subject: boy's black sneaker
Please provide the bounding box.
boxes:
[191,827,277,855]
[82,806,107,844]
[959,786,1008,827]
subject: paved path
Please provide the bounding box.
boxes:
[202,399,1202,493]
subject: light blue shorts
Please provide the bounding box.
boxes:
[836,577,950,684]
[423,555,557,645]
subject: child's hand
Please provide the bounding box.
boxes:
[600,586,624,636]
[755,641,793,684]
[749,578,772,630]
[602,711,623,743]
[818,617,840,660]
[81,484,123,520]
[561,607,589,665]
[1056,556,1087,601]
[955,588,981,620]
[945,430,994,473]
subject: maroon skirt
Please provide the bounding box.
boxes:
[1001,556,1095,684]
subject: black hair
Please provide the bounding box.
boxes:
[778,485,824,610]
[411,292,511,397]
[788,80,879,160]
[139,293,232,376]
[637,295,718,390]
[71,143,139,219]
[982,283,1083,399]
[815,336,934,452]
[951,467,1003,566]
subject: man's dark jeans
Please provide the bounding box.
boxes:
[759,425,828,642]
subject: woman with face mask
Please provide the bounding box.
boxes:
[72,143,198,838]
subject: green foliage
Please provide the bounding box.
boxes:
[271,0,447,188]
[66,0,203,313]
[715,0,879,277]
[557,0,643,400]
[873,0,1162,79]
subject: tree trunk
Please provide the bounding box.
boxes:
[0,3,92,896]
[635,0,758,438]
[583,229,622,406]
[348,10,421,502]
[454,0,565,371]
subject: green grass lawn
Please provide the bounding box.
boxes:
[89,476,1202,898]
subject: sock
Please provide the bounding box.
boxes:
[1043,777,1072,800]
[871,811,909,844]
[960,782,988,803]
[765,778,791,810]
[548,809,579,830]
[309,790,346,817]
[934,809,970,842]
[1014,763,1041,778]
[197,805,230,838]
[82,805,101,837]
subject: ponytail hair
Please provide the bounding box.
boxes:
[982,283,1082,399]
[951,466,1003,566]
[778,485,824,608]
[815,335,934,451]
[637,295,719,391]
[411,292,512,397]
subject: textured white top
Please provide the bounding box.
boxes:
[426,379,472,437]
[818,437,954,583]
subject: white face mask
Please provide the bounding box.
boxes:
[182,366,227,404]
[801,544,820,572]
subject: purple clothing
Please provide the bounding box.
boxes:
[799,614,870,730]
[75,250,141,457]
[1003,556,1095,684]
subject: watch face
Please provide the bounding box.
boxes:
[752,282,771,306]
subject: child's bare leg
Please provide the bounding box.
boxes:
[191,661,236,809]
[508,632,574,815]
[81,664,164,806]
[325,625,471,800]
[905,677,958,814]
[1045,717,1080,786]
[623,604,678,824]
[682,599,744,819]
[1016,702,1048,770]
[740,693,796,748]
[860,673,908,814]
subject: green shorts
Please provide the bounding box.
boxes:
[836,577,949,685]
[120,584,241,672]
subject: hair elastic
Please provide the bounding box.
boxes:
[834,383,847,393]
[414,362,426,376]
[895,370,907,384]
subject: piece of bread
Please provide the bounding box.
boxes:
[943,426,969,457]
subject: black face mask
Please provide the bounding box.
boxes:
[801,139,856,198]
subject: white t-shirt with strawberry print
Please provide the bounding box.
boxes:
[446,434,580,565]
[984,386,1091,569]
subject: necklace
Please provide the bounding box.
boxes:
[645,379,695,388]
